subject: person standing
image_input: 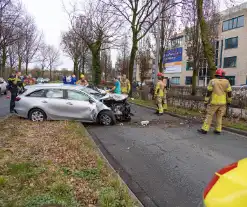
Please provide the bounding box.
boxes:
[76,74,88,86]
[7,71,24,113]
[198,68,232,135]
[121,74,130,94]
[70,74,77,85]
[162,76,168,110]
[154,72,165,116]
[24,74,35,85]
[110,77,121,94]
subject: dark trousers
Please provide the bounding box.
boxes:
[10,91,17,112]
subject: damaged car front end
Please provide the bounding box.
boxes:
[81,87,132,122]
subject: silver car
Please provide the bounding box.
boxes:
[14,84,116,125]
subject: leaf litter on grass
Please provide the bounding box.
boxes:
[0,116,138,207]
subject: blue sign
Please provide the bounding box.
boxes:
[163,47,183,64]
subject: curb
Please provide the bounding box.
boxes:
[130,102,247,137]
[0,114,13,122]
[82,124,146,207]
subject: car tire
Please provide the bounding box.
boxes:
[28,108,47,122]
[98,111,116,126]
[4,90,7,95]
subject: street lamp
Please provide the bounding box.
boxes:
[154,0,162,84]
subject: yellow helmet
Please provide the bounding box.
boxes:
[80,74,85,78]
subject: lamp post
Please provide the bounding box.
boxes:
[154,0,162,84]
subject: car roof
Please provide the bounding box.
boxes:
[25,83,85,90]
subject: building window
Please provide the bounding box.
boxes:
[185,76,192,85]
[171,77,180,85]
[222,15,244,31]
[223,56,237,68]
[186,61,193,70]
[225,37,238,49]
[225,76,235,86]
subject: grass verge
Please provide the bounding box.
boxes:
[0,116,138,207]
[129,98,247,132]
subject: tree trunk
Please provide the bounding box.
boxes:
[18,57,22,72]
[25,61,29,75]
[91,48,101,85]
[49,66,52,81]
[197,0,216,79]
[2,46,7,78]
[191,69,198,95]
[128,35,138,96]
[42,66,44,77]
[73,56,79,78]
[159,19,165,73]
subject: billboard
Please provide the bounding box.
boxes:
[163,47,183,73]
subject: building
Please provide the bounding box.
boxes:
[162,2,247,86]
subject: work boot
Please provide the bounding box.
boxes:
[154,110,159,114]
[213,130,221,135]
[158,113,163,116]
[197,129,207,134]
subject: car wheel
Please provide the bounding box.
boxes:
[4,89,7,95]
[29,108,47,122]
[99,111,116,126]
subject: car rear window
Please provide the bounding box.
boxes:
[27,89,46,97]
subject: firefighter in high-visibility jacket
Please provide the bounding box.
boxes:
[121,74,130,94]
[162,76,168,110]
[198,68,232,135]
[154,72,165,116]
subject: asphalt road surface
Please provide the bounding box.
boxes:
[86,104,247,207]
[0,94,9,117]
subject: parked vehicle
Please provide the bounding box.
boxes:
[0,77,7,95]
[13,84,131,125]
[36,77,45,84]
[201,158,247,207]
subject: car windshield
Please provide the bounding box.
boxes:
[80,87,104,99]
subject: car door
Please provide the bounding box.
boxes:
[65,90,97,121]
[45,88,71,120]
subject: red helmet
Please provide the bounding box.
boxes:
[157,72,163,77]
[215,68,225,76]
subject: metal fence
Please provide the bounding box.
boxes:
[133,85,247,120]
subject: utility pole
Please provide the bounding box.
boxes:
[154,0,162,84]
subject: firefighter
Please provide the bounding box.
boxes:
[7,71,24,113]
[121,74,130,94]
[198,68,232,135]
[162,76,168,110]
[154,72,165,116]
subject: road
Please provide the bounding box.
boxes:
[0,95,9,117]
[86,104,247,207]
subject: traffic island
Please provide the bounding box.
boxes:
[0,116,139,207]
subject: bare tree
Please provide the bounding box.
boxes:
[106,0,180,94]
[46,45,60,80]
[22,15,43,75]
[0,0,23,77]
[151,3,177,72]
[65,0,122,85]
[100,48,112,81]
[137,36,151,89]
[61,29,89,77]
[183,0,219,94]
[37,43,49,76]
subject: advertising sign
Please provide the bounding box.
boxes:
[163,47,183,73]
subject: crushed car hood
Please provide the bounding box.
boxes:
[100,93,128,101]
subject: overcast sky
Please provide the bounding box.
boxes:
[22,0,245,70]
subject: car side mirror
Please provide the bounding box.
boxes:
[89,98,94,104]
